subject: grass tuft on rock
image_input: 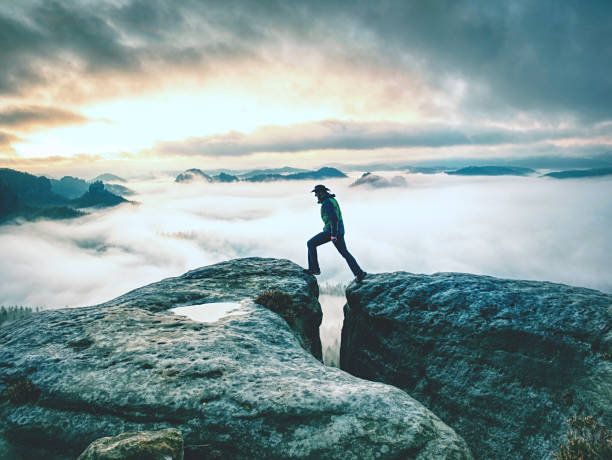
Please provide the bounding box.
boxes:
[5,377,40,404]
[254,289,296,323]
[553,415,612,460]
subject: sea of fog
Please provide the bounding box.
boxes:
[1,171,611,307]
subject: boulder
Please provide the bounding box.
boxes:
[78,428,183,460]
[96,257,322,359]
[0,258,473,459]
[175,169,213,183]
[340,272,612,459]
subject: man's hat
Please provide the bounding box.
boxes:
[310,184,329,193]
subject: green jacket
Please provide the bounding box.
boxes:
[319,193,345,237]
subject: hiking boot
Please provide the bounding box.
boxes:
[303,268,321,276]
[355,271,367,283]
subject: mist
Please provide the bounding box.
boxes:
[1,172,611,311]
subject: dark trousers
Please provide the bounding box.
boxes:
[307,231,364,277]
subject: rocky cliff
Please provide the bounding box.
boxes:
[0,258,472,459]
[340,272,612,459]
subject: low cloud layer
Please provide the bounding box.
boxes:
[1,173,610,309]
[155,120,612,157]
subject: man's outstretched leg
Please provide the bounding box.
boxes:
[305,232,331,275]
[305,231,331,275]
[333,236,366,281]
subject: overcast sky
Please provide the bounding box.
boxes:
[1,0,611,175]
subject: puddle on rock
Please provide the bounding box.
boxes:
[170,301,249,323]
[171,296,346,367]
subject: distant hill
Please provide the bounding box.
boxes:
[0,168,67,206]
[283,167,347,180]
[350,172,407,188]
[213,172,240,183]
[542,167,612,179]
[105,183,135,196]
[72,181,127,208]
[246,167,347,182]
[244,173,285,182]
[446,166,535,176]
[239,166,309,179]
[49,175,134,198]
[49,176,90,199]
[175,169,213,183]
[92,173,126,183]
[245,167,347,182]
[0,169,126,224]
[405,166,450,174]
[177,167,347,183]
[0,169,84,223]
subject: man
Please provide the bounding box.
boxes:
[304,184,367,282]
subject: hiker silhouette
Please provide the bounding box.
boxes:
[304,184,366,282]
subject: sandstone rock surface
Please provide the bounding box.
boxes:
[1,258,472,459]
[97,257,323,359]
[340,272,612,459]
[77,428,183,460]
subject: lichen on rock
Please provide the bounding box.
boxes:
[77,428,183,460]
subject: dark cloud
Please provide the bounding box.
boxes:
[0,0,270,98]
[1,0,611,122]
[0,105,88,130]
[345,0,612,121]
[154,120,611,157]
[0,1,134,95]
[0,10,48,94]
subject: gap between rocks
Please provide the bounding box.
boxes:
[318,293,346,367]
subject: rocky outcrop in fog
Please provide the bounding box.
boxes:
[0,258,472,460]
[72,181,127,208]
[49,175,134,198]
[340,272,612,460]
[349,172,407,188]
[175,168,213,183]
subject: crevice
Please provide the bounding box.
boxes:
[318,293,346,367]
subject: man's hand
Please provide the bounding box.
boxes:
[331,235,337,242]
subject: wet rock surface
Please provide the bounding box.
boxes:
[97,257,323,359]
[340,272,612,459]
[0,258,472,459]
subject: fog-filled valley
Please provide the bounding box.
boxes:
[1,170,611,311]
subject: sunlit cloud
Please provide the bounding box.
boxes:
[0,132,20,157]
[0,105,89,131]
[0,0,610,173]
